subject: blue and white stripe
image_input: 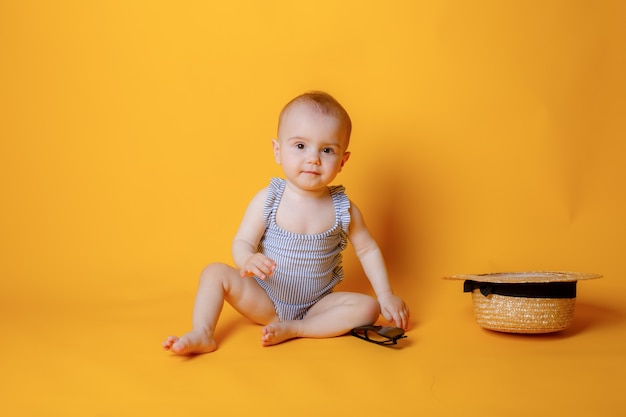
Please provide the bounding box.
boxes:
[255,177,351,320]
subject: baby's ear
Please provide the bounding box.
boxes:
[272,139,281,164]
[340,151,351,169]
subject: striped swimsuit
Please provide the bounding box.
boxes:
[254,177,351,321]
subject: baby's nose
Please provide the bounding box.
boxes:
[306,150,321,164]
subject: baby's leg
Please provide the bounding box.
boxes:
[163,262,277,354]
[261,292,379,346]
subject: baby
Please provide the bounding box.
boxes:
[163,91,409,354]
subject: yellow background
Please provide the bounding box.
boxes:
[1,1,624,416]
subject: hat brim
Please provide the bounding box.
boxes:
[443,271,602,283]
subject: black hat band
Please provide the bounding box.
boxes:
[463,280,577,299]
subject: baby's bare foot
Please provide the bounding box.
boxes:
[261,322,300,346]
[162,331,217,355]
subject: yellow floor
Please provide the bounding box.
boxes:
[2,1,625,416]
[1,270,623,417]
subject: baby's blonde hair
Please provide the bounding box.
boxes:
[278,91,352,143]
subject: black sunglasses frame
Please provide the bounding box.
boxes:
[350,325,407,346]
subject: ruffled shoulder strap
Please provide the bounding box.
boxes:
[329,184,351,234]
[263,177,286,226]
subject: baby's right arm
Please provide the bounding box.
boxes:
[232,187,276,279]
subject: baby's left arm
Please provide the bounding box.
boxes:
[348,202,410,329]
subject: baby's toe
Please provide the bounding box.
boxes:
[162,336,179,350]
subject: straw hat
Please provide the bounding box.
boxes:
[444,271,602,334]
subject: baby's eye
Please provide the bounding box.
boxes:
[322,147,335,154]
[296,143,305,150]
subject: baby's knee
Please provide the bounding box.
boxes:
[361,295,381,322]
[199,262,232,283]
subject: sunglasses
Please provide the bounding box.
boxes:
[350,325,407,346]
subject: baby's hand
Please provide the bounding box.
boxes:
[378,293,410,330]
[240,253,276,280]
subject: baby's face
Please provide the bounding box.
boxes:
[274,102,351,192]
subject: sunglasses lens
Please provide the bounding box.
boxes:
[378,327,405,339]
[363,331,394,344]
